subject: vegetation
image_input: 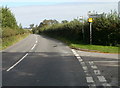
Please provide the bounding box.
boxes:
[32,11,119,53]
[0,7,30,50]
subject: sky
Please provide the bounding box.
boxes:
[0,0,119,27]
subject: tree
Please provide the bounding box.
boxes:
[29,24,34,29]
[1,6,18,29]
[19,23,22,29]
[38,19,59,28]
[62,20,68,23]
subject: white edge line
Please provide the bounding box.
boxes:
[6,53,28,72]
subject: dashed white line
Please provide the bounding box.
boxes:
[36,40,38,43]
[6,53,28,72]
[71,49,111,87]
[86,77,94,83]
[89,61,94,65]
[81,62,86,66]
[31,44,36,50]
[97,76,107,82]
[78,58,83,62]
[91,65,98,69]
[102,83,111,86]
[82,66,88,71]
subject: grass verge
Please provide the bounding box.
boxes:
[1,33,30,50]
[44,34,119,54]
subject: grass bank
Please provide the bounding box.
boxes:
[1,33,30,50]
[44,34,119,54]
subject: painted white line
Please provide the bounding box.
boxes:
[7,53,28,72]
[36,40,38,43]
[86,73,90,76]
[88,84,96,88]
[94,61,119,63]
[89,61,94,65]
[94,70,101,75]
[97,76,107,82]
[86,77,94,83]
[76,56,81,59]
[31,44,36,50]
[78,58,83,62]
[82,66,88,71]
[81,62,86,66]
[84,70,88,73]
[71,49,76,53]
[91,65,98,69]
[75,54,79,57]
[102,83,111,86]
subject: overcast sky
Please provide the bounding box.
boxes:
[0,0,119,27]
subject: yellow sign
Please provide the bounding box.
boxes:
[88,18,93,22]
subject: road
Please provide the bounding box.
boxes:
[2,34,119,87]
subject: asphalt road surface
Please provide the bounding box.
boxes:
[2,34,119,87]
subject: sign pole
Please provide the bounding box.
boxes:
[88,18,93,44]
[90,22,92,44]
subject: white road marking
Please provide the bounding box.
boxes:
[82,66,88,71]
[88,84,96,88]
[76,56,81,58]
[91,65,98,69]
[31,44,36,50]
[102,83,111,86]
[6,53,28,71]
[36,40,38,43]
[75,54,79,57]
[89,61,94,65]
[94,70,101,75]
[94,61,119,63]
[97,76,107,82]
[78,58,83,62]
[81,62,86,66]
[86,77,94,83]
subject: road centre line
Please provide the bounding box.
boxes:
[6,53,28,72]
[7,35,38,72]
[31,44,36,50]
[36,40,38,43]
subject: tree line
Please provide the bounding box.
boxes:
[33,11,120,46]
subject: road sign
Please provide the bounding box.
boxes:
[88,18,93,22]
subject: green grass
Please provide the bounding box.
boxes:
[70,43,119,53]
[45,34,119,53]
[1,33,30,50]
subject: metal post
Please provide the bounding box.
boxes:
[90,22,92,44]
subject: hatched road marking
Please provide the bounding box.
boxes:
[71,49,111,87]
